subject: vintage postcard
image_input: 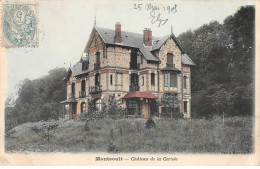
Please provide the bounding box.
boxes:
[0,0,259,166]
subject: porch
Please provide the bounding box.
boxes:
[60,97,79,120]
[123,91,158,119]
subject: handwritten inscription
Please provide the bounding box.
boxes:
[134,3,177,27]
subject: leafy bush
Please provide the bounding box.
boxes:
[31,122,58,142]
[159,93,181,118]
[106,95,126,119]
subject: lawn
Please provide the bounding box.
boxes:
[5,116,253,153]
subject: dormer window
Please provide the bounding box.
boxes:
[82,61,88,70]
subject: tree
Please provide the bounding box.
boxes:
[178,6,254,118]
[5,67,67,130]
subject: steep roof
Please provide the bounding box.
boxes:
[94,26,195,65]
[70,61,89,77]
[95,27,160,62]
[182,54,196,66]
[65,26,196,80]
[151,33,185,53]
[64,57,89,81]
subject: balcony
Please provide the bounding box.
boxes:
[130,62,140,70]
[129,85,139,91]
[94,63,100,70]
[89,85,102,94]
[79,91,86,98]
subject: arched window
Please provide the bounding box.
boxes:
[183,76,187,89]
[71,82,75,95]
[81,102,86,113]
[167,53,174,67]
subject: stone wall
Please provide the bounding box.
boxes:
[158,38,182,70]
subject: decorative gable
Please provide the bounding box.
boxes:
[84,28,104,53]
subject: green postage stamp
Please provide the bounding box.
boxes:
[1,2,39,47]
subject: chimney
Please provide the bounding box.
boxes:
[143,28,152,46]
[115,22,122,43]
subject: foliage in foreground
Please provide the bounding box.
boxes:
[80,95,127,122]
[5,116,253,153]
[5,68,67,131]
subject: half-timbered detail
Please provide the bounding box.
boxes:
[60,23,195,119]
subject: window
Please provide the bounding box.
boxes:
[81,102,86,113]
[184,76,187,89]
[151,73,155,86]
[95,99,102,111]
[164,73,177,88]
[95,73,100,86]
[128,100,138,115]
[142,76,144,86]
[81,80,86,91]
[110,75,113,85]
[103,46,107,58]
[96,52,100,63]
[82,61,88,70]
[170,73,177,87]
[71,82,75,94]
[184,101,188,114]
[130,51,138,69]
[167,53,174,67]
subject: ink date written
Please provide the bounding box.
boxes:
[133,3,177,27]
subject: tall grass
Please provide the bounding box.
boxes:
[5,116,253,153]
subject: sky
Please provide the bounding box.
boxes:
[5,0,255,97]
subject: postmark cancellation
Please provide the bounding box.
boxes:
[1,2,39,47]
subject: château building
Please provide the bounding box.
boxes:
[60,22,195,119]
